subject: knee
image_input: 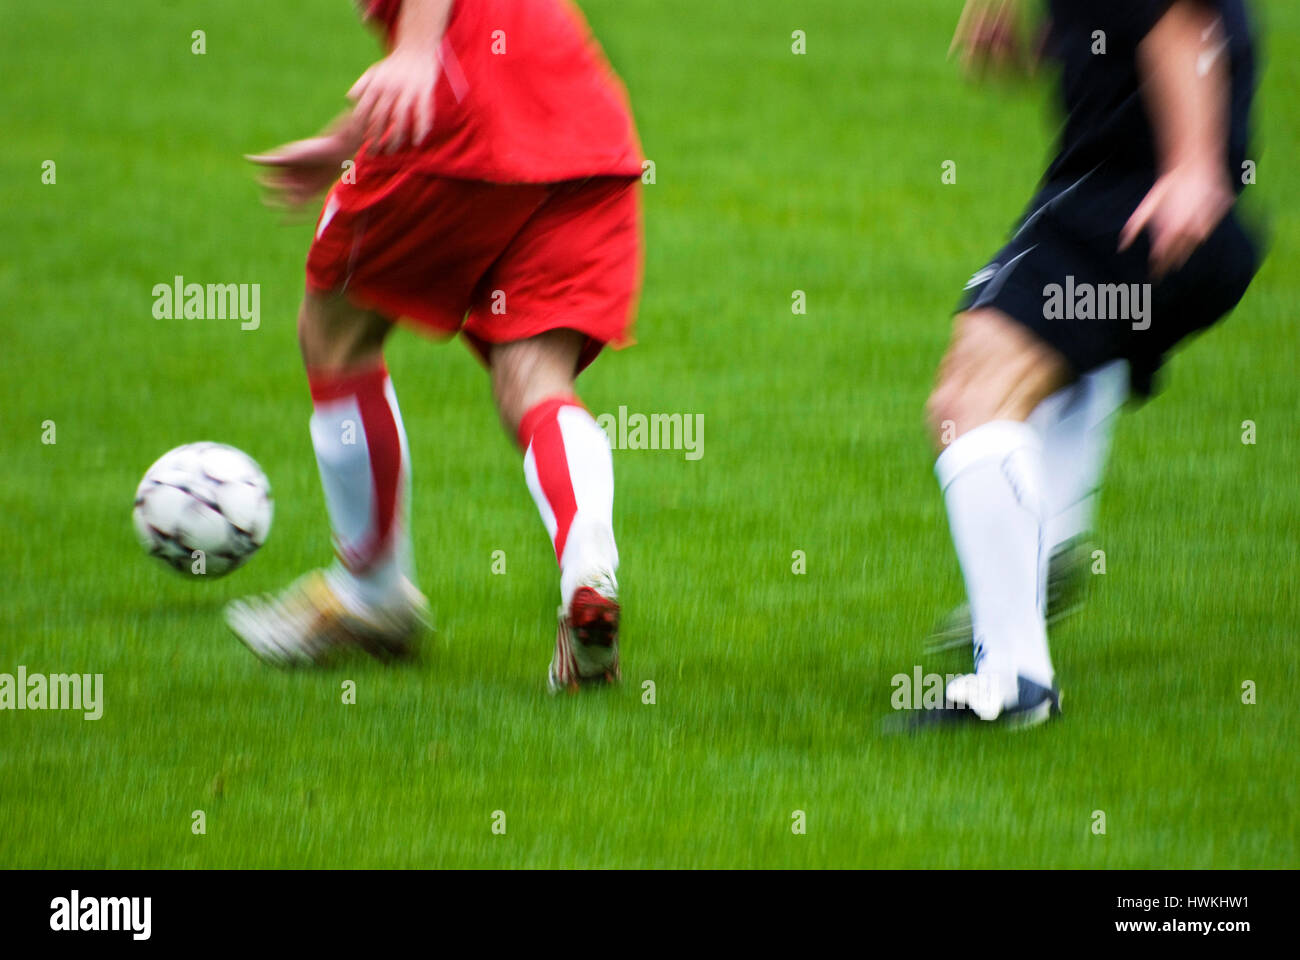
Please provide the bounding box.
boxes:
[495,394,527,442]
[297,293,346,370]
[297,292,389,372]
[494,369,564,443]
[490,350,536,440]
[490,332,584,444]
[925,310,1069,447]
[925,384,951,442]
[928,364,1050,448]
[926,378,983,447]
[296,298,323,367]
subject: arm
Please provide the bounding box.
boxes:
[349,0,453,152]
[1119,1,1234,277]
[246,0,452,209]
[244,110,364,211]
[949,0,1040,77]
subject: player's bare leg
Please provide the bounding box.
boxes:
[492,329,621,693]
[925,308,1070,725]
[225,290,428,665]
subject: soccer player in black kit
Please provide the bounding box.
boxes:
[922,0,1262,725]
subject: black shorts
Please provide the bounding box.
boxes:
[957,169,1261,395]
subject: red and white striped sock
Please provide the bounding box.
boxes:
[518,395,618,609]
[307,363,413,612]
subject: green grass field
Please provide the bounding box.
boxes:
[2,0,1296,869]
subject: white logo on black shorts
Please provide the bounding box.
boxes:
[965,264,999,290]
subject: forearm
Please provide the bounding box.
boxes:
[1137,1,1230,175]
[393,0,453,54]
[326,108,365,146]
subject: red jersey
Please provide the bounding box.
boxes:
[358,0,643,183]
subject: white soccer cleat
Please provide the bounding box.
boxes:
[548,571,620,694]
[225,570,428,666]
[945,672,1061,728]
[945,673,1013,721]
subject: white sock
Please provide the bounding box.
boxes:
[1028,359,1127,553]
[519,399,618,609]
[308,371,413,613]
[936,420,1054,701]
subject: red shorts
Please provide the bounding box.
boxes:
[306,170,642,370]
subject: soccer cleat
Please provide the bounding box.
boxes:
[887,674,1061,734]
[925,539,1092,654]
[947,673,1061,727]
[225,570,428,666]
[548,573,620,694]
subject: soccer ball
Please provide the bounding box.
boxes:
[133,442,273,578]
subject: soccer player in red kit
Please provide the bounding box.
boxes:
[225,0,643,692]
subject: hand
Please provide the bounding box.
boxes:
[949,0,1034,77]
[245,127,359,210]
[347,46,440,154]
[1119,162,1233,278]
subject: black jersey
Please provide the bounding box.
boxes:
[1045,0,1257,183]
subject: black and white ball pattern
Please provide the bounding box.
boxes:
[133,442,273,577]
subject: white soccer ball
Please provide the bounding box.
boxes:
[133,442,273,578]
